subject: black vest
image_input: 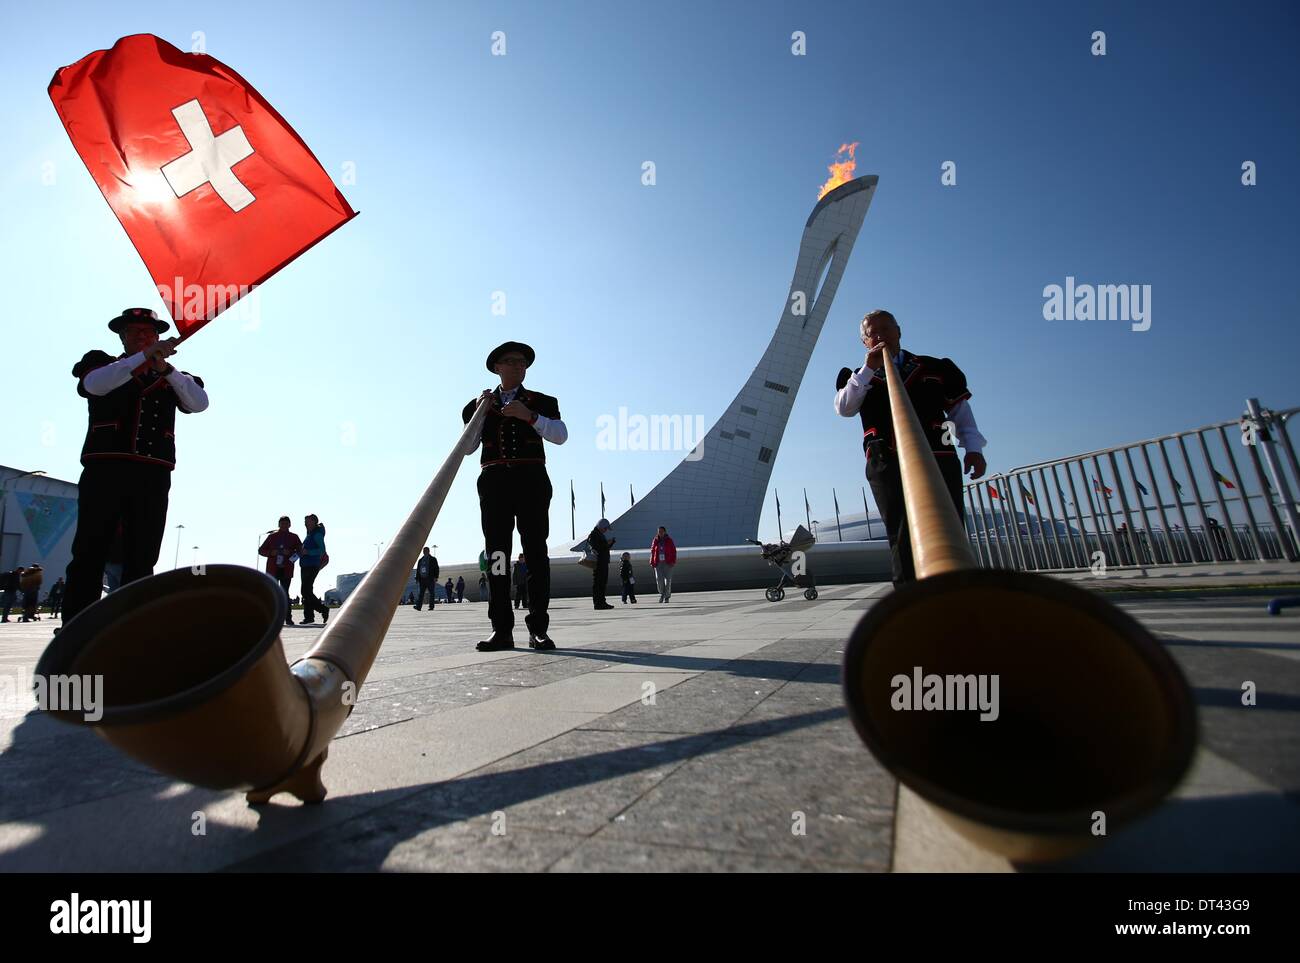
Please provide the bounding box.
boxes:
[73,350,204,470]
[838,350,970,457]
[461,386,561,467]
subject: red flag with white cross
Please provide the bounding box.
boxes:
[49,34,357,338]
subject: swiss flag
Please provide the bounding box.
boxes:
[49,34,357,338]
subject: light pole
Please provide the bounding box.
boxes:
[0,469,46,569]
[374,541,384,561]
[173,523,185,569]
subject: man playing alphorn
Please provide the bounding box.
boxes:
[834,309,986,584]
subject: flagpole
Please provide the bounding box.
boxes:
[862,486,872,540]
[570,479,575,540]
[775,489,784,543]
[600,481,606,519]
[803,488,811,534]
[630,483,634,508]
[834,488,842,542]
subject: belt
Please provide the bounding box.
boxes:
[481,458,545,468]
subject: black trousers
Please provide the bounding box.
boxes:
[415,579,436,608]
[301,564,328,621]
[592,558,610,605]
[867,448,965,585]
[63,460,171,624]
[274,569,293,622]
[478,464,552,635]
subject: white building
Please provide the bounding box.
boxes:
[0,465,79,585]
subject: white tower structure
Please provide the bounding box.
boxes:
[583,174,878,549]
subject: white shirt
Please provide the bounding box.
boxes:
[833,351,985,453]
[467,384,568,453]
[82,351,209,412]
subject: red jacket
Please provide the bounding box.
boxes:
[650,534,677,567]
[259,531,302,578]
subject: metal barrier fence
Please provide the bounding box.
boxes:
[963,398,1300,573]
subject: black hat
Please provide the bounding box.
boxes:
[109,307,170,335]
[485,341,535,372]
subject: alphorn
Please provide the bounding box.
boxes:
[36,397,494,804]
[841,349,1196,861]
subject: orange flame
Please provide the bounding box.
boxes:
[817,142,859,200]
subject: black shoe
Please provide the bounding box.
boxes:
[594,602,615,610]
[529,632,556,651]
[476,632,515,652]
[298,619,316,625]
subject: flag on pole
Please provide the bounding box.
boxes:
[1019,484,1035,505]
[1093,476,1113,498]
[862,486,873,540]
[1058,487,1073,507]
[1212,469,1237,490]
[1135,480,1149,496]
[49,34,357,337]
[630,483,635,507]
[803,488,811,532]
[570,480,575,539]
[987,484,1001,500]
[833,489,843,542]
[600,482,606,516]
[775,489,784,541]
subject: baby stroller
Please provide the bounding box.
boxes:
[747,525,818,602]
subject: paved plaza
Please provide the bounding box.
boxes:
[1,573,1298,872]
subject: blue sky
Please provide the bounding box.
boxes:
[1,0,1296,580]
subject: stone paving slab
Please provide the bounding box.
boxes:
[1,576,1296,871]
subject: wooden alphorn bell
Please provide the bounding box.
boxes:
[36,397,494,804]
[841,349,1197,861]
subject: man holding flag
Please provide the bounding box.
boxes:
[48,34,357,625]
[62,309,208,624]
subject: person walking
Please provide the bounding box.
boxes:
[259,516,302,627]
[444,576,454,605]
[588,519,616,610]
[455,575,466,603]
[19,564,44,622]
[47,577,65,619]
[0,567,19,622]
[414,546,439,610]
[512,553,529,609]
[619,552,638,604]
[650,526,677,602]
[297,514,330,625]
[478,573,488,602]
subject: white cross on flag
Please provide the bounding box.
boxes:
[49,34,357,338]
